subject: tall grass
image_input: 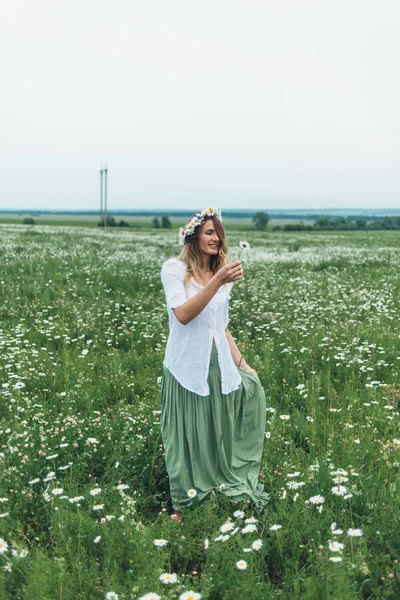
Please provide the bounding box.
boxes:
[0,224,399,599]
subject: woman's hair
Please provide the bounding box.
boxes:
[177,214,229,292]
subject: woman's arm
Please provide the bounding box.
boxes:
[173,261,243,326]
[173,277,222,325]
[225,328,257,376]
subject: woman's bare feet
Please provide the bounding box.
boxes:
[170,510,184,523]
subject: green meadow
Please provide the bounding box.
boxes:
[0,223,399,599]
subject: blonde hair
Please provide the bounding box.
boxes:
[176,215,229,292]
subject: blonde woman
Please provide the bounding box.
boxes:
[160,206,270,523]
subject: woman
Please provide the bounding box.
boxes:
[160,206,271,523]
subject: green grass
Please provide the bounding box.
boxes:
[0,225,399,599]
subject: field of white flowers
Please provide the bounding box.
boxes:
[0,224,399,600]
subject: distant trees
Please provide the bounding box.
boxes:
[97,216,130,228]
[272,215,400,232]
[153,215,172,229]
[252,211,270,231]
[161,215,172,229]
[23,217,35,225]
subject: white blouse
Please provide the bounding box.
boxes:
[160,257,242,396]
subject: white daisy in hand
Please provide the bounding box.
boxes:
[239,240,251,250]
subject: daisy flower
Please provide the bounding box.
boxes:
[233,510,245,518]
[105,594,119,600]
[51,488,63,496]
[269,524,282,531]
[94,536,101,543]
[279,415,290,421]
[179,592,202,600]
[328,541,344,552]
[244,517,258,524]
[329,556,342,562]
[241,524,257,534]
[154,539,168,547]
[187,489,197,498]
[159,573,178,584]
[331,486,347,496]
[0,538,8,554]
[239,240,251,250]
[236,560,248,570]
[220,522,235,533]
[252,539,263,551]
[308,495,325,505]
[347,528,363,537]
[138,594,161,600]
[90,488,102,496]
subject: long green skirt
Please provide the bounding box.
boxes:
[160,344,271,511]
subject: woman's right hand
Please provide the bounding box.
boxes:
[214,260,243,285]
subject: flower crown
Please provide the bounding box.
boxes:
[178,205,222,245]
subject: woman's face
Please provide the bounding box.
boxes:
[198,219,220,258]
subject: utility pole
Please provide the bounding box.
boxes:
[100,164,104,225]
[104,162,108,229]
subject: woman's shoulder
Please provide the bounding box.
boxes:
[161,257,187,274]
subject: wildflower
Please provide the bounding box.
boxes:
[154,539,168,547]
[233,510,245,518]
[87,438,99,444]
[328,541,344,552]
[265,432,271,439]
[347,528,363,537]
[236,559,248,570]
[239,240,251,250]
[244,517,258,524]
[308,495,325,505]
[46,454,59,460]
[90,488,102,496]
[241,524,257,534]
[179,592,202,600]
[279,415,290,421]
[93,504,104,511]
[94,536,101,543]
[252,539,263,551]
[204,538,209,549]
[51,488,63,496]
[287,472,300,478]
[187,489,197,498]
[331,486,347,496]
[28,478,40,485]
[332,476,348,484]
[138,594,161,600]
[19,549,28,558]
[116,484,129,490]
[220,522,235,533]
[306,416,314,422]
[0,538,8,554]
[160,572,178,584]
[105,593,120,600]
[269,524,282,531]
[230,527,240,536]
[295,384,305,390]
[329,556,342,562]
[69,496,84,503]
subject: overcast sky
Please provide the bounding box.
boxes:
[1,0,400,211]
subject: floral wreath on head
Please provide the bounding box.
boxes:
[178,205,222,245]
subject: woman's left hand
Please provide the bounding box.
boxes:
[242,366,258,376]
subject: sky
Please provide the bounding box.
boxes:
[1,0,400,211]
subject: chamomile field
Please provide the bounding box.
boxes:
[0,224,399,600]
